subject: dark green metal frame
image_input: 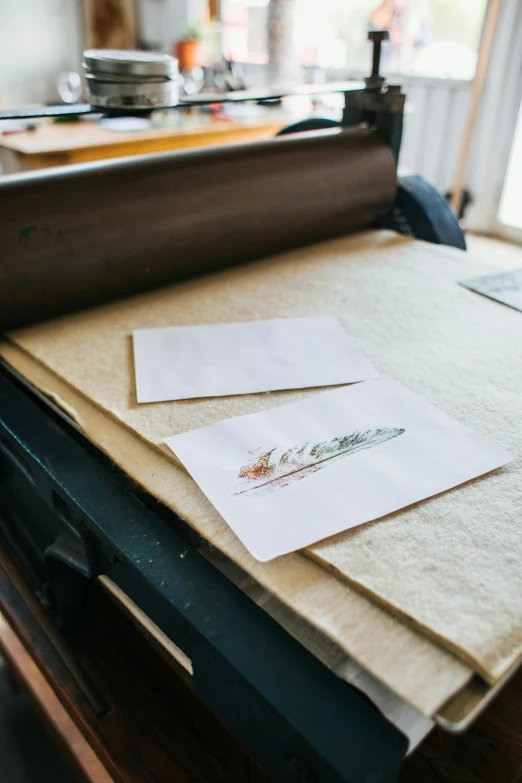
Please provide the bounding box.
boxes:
[0,362,407,782]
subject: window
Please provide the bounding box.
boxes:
[222,0,487,80]
[498,101,522,232]
[223,0,270,65]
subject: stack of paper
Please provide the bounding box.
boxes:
[133,316,513,562]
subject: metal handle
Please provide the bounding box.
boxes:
[367,30,389,89]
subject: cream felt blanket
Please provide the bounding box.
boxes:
[0,340,471,718]
[6,229,519,690]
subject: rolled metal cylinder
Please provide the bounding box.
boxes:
[0,127,396,330]
[83,49,179,110]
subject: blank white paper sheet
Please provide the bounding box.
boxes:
[132,317,379,403]
[165,379,514,561]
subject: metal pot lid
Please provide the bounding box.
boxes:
[83,49,178,79]
[84,71,169,84]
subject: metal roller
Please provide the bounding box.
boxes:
[0,127,396,330]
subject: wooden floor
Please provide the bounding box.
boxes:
[402,666,522,783]
[0,654,82,783]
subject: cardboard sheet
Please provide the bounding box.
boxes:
[167,379,513,561]
[133,316,378,402]
[5,229,521,687]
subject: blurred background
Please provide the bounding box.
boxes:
[0,0,490,103]
[0,0,520,238]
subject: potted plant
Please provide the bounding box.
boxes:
[175,25,202,71]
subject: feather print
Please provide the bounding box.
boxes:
[233,427,405,497]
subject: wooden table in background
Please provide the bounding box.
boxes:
[0,114,287,173]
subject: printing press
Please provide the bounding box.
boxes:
[1,35,521,783]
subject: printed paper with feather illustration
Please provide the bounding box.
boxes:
[165,379,513,562]
[234,429,405,497]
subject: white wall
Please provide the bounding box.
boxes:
[399,75,471,196]
[0,0,209,109]
[138,0,207,55]
[139,0,188,55]
[0,0,83,108]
